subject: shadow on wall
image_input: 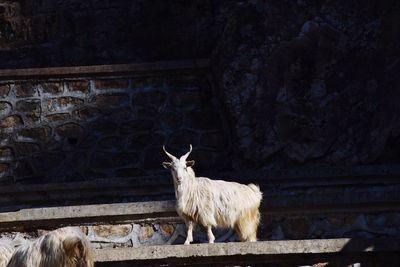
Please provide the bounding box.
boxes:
[0,74,231,185]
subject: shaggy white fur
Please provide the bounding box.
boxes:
[6,227,94,267]
[0,239,14,267]
[163,145,262,244]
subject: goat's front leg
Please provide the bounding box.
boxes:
[206,225,215,243]
[184,221,195,245]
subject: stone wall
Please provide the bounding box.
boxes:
[1,0,400,173]
[0,0,229,68]
[0,69,230,184]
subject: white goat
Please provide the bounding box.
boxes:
[0,239,14,267]
[0,234,28,267]
[6,227,94,267]
[162,145,262,244]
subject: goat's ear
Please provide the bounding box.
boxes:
[162,162,172,169]
[186,160,195,167]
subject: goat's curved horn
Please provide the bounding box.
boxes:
[181,144,193,161]
[163,146,177,160]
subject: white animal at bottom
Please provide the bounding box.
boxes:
[0,239,14,267]
[162,145,262,244]
[6,227,94,267]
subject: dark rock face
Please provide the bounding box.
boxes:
[212,0,400,170]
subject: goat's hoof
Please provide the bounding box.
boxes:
[184,241,191,245]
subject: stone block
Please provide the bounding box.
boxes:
[72,107,101,121]
[94,93,129,107]
[15,142,40,155]
[0,115,22,128]
[92,224,133,238]
[14,82,39,98]
[119,119,154,135]
[139,225,154,242]
[45,113,70,122]
[23,114,40,126]
[40,82,62,94]
[17,127,50,142]
[133,91,166,107]
[0,163,10,173]
[46,97,84,112]
[0,101,12,117]
[0,84,10,97]
[0,147,13,159]
[80,226,89,235]
[94,79,129,90]
[16,99,41,116]
[56,123,84,139]
[160,224,175,237]
[67,80,90,93]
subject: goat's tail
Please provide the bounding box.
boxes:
[248,183,260,192]
[248,183,263,201]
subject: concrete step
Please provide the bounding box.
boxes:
[93,238,400,266]
[0,201,177,231]
[1,197,399,232]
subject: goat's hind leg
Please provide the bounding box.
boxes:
[184,220,195,245]
[206,225,215,243]
[235,208,260,242]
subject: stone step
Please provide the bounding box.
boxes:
[93,238,400,266]
[1,197,399,232]
[0,201,177,231]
